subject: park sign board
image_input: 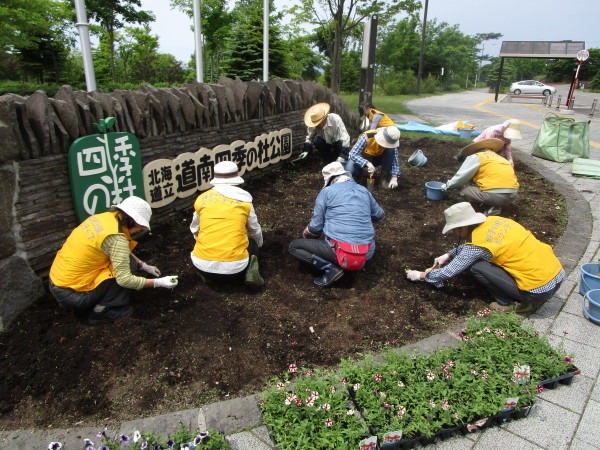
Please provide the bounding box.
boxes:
[68,117,144,223]
[142,127,293,209]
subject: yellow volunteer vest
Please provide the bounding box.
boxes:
[470,217,562,290]
[367,108,395,128]
[192,190,251,262]
[473,151,519,190]
[361,130,385,157]
[50,212,137,292]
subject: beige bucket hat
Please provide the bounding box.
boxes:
[442,202,487,235]
[322,161,351,187]
[457,138,504,159]
[375,126,401,148]
[504,119,523,140]
[111,196,152,230]
[304,103,330,127]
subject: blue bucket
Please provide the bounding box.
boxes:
[580,263,600,295]
[408,149,427,167]
[582,289,600,325]
[459,128,473,139]
[425,181,446,200]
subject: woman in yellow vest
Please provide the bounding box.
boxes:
[443,138,519,216]
[358,104,395,131]
[190,161,264,288]
[405,202,564,313]
[49,196,179,324]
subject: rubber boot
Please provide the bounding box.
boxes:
[245,255,265,288]
[311,255,344,287]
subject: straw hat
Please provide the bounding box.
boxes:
[457,138,504,160]
[374,126,401,148]
[504,119,523,140]
[304,103,330,127]
[111,196,152,230]
[442,202,487,235]
[321,161,351,187]
[210,161,245,186]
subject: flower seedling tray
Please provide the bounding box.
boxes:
[538,365,580,390]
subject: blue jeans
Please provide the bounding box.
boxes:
[345,148,395,180]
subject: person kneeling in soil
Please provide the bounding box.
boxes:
[358,103,395,131]
[443,138,519,217]
[289,162,385,287]
[190,161,264,288]
[345,125,401,189]
[49,196,179,325]
[299,102,351,163]
[405,202,564,313]
[471,119,522,164]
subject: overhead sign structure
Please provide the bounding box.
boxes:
[68,118,144,223]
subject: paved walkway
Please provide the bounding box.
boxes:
[2,89,599,449]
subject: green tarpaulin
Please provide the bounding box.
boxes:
[572,157,600,179]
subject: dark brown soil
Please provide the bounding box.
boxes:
[0,136,566,430]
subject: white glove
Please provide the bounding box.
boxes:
[441,183,447,191]
[366,162,375,174]
[406,270,424,281]
[433,253,451,268]
[298,152,308,160]
[140,262,161,277]
[388,176,398,189]
[336,156,346,162]
[154,276,178,289]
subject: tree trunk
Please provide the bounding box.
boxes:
[330,1,344,94]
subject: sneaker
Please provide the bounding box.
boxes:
[88,305,134,324]
[489,301,532,314]
[485,206,502,216]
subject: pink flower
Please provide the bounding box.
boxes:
[329,386,336,393]
[409,354,417,360]
[324,418,333,427]
[442,399,450,410]
[564,357,572,364]
[537,385,544,393]
[397,406,406,418]
[445,372,453,379]
[288,364,297,373]
[481,373,489,380]
[340,377,347,386]
[276,383,285,390]
[305,397,315,407]
[397,380,405,387]
[447,359,455,367]
[374,374,383,382]
[353,383,360,391]
[426,371,435,381]
[429,399,436,408]
[321,403,331,411]
[311,391,319,399]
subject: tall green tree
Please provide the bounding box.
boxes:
[81,0,155,83]
[171,0,233,83]
[221,0,290,81]
[377,16,421,72]
[288,0,419,93]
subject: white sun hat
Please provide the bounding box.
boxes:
[210,161,245,186]
[504,119,523,140]
[442,202,487,235]
[321,161,352,187]
[375,126,401,148]
[112,196,152,230]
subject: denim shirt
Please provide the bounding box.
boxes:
[308,180,384,254]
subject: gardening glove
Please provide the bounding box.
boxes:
[441,183,447,191]
[433,253,451,268]
[140,262,161,277]
[298,152,308,160]
[336,156,346,163]
[154,276,178,289]
[388,175,398,189]
[366,162,376,174]
[406,270,424,281]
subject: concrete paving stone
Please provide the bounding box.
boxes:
[561,292,586,318]
[555,278,577,301]
[573,399,600,447]
[570,437,600,449]
[591,379,600,403]
[226,429,276,449]
[471,426,543,449]
[534,295,565,319]
[202,394,263,435]
[549,312,600,348]
[429,433,476,449]
[503,398,579,448]
[580,245,600,265]
[546,335,600,380]
[573,178,600,194]
[538,372,594,414]
[120,408,201,438]
[0,426,101,450]
[248,426,277,446]
[525,314,553,335]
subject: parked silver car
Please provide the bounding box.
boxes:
[510,80,557,96]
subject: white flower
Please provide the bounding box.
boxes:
[133,431,141,443]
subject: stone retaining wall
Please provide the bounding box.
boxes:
[0,77,359,329]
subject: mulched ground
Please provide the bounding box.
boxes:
[0,135,566,430]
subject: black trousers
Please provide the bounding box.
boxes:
[288,238,337,266]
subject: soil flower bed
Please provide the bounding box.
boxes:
[260,310,576,449]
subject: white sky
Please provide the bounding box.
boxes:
[139,0,600,64]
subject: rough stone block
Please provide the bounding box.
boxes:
[0,255,44,330]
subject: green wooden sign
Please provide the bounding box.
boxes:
[68,117,145,222]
